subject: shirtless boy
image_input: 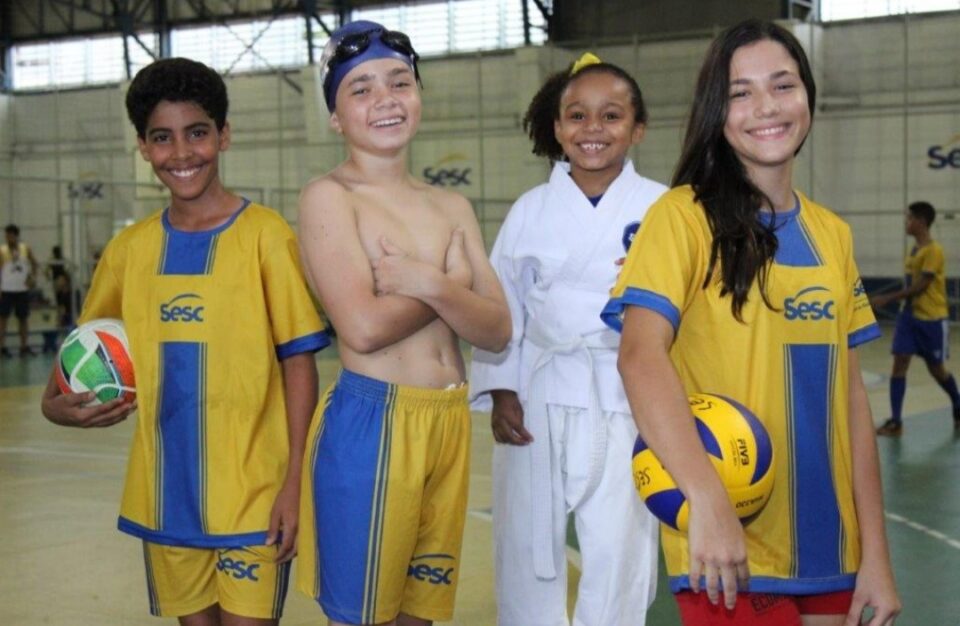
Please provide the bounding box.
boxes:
[295,20,510,626]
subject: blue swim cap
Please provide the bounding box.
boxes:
[320,20,418,112]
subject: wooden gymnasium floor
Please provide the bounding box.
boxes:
[1,325,958,625]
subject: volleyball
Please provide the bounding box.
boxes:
[55,318,136,405]
[631,393,774,531]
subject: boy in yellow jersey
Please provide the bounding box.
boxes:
[873,201,960,436]
[40,58,329,624]
[296,21,510,626]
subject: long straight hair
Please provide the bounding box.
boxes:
[672,20,816,321]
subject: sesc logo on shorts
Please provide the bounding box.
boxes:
[160,293,205,323]
[216,549,260,581]
[784,286,835,321]
[407,553,455,585]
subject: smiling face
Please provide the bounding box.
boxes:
[137,100,229,208]
[330,57,421,156]
[723,39,811,181]
[553,71,644,181]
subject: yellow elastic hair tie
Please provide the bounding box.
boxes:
[570,52,602,75]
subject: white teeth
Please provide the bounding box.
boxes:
[170,167,200,178]
[372,117,403,127]
[751,125,787,137]
[580,142,607,152]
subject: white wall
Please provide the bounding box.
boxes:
[3,12,959,282]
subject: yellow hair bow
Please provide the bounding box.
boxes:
[570,52,602,75]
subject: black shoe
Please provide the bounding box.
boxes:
[19,346,36,357]
[876,418,903,437]
[0,347,11,359]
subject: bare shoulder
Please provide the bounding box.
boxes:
[300,172,350,206]
[298,171,358,224]
[425,185,476,224]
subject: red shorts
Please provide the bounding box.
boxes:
[675,590,853,625]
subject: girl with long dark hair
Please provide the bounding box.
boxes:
[605,20,901,625]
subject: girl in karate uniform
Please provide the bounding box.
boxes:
[470,53,666,626]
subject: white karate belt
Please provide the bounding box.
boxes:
[524,320,619,580]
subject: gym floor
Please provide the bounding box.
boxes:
[1,325,957,625]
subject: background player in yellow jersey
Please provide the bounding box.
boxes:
[296,20,510,626]
[872,201,960,436]
[40,58,328,625]
[606,20,900,625]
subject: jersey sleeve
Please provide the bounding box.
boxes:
[842,224,881,348]
[601,192,704,334]
[261,227,329,360]
[78,241,124,324]
[919,242,945,276]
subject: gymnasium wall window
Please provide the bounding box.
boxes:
[9,0,547,92]
[11,34,158,91]
[350,0,548,57]
[171,16,310,75]
[821,0,960,21]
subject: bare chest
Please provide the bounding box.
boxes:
[354,197,455,267]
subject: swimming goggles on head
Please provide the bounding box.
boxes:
[321,28,422,94]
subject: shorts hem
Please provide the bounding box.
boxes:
[151,597,217,618]
[398,604,455,622]
[220,599,283,620]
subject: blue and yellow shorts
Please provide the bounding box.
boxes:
[892,310,949,363]
[298,368,471,624]
[142,542,291,618]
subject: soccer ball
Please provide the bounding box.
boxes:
[56,318,136,405]
[631,393,774,531]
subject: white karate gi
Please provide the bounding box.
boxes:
[471,160,667,626]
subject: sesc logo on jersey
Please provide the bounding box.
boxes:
[160,293,205,323]
[784,286,835,321]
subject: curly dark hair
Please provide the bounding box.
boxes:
[522,61,648,161]
[125,58,228,139]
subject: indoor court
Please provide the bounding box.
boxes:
[1,334,959,624]
[2,0,959,624]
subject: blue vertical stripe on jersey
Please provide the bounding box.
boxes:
[759,209,823,267]
[154,349,165,530]
[205,234,219,274]
[159,199,248,275]
[159,342,204,538]
[160,230,218,275]
[198,343,208,534]
[782,346,798,577]
[156,231,169,275]
[786,343,842,579]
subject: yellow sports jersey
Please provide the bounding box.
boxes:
[80,200,329,547]
[905,241,947,320]
[602,186,880,595]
